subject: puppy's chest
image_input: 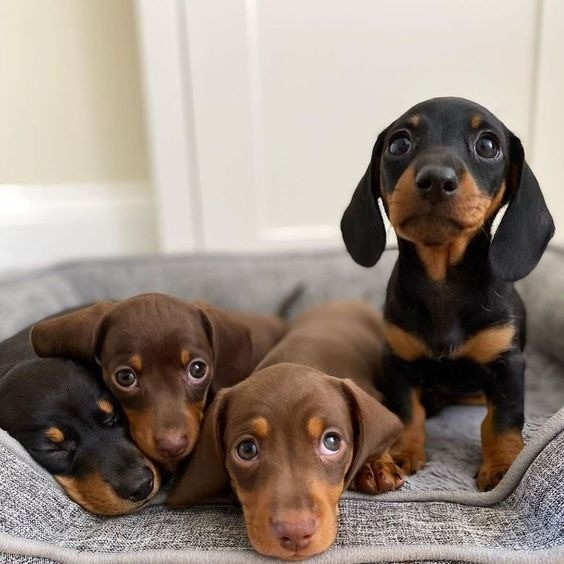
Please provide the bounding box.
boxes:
[384,306,515,364]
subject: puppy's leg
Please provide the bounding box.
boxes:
[383,353,427,475]
[350,451,404,494]
[477,350,524,491]
[390,390,426,475]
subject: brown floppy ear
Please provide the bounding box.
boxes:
[489,132,555,281]
[340,126,390,267]
[197,304,254,391]
[338,378,403,489]
[30,301,115,362]
[167,390,230,506]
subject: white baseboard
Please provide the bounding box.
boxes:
[0,182,157,271]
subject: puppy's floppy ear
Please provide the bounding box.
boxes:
[340,127,390,267]
[338,378,403,489]
[30,301,115,362]
[167,390,230,506]
[489,132,555,281]
[197,304,254,391]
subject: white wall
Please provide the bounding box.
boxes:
[0,0,156,271]
[0,0,562,272]
[530,0,564,242]
[0,0,148,184]
[141,0,563,255]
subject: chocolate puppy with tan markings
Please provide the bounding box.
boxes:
[169,301,403,560]
[341,97,554,491]
[31,293,285,467]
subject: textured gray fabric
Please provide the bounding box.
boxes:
[0,247,563,563]
[1,407,564,562]
[0,249,393,339]
[518,246,564,364]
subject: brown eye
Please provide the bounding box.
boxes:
[114,369,137,388]
[388,133,411,156]
[475,133,500,159]
[236,439,259,461]
[188,359,208,380]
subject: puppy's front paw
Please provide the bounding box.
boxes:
[351,456,404,494]
[476,463,509,492]
[390,447,426,475]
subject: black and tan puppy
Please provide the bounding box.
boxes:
[0,327,160,515]
[169,301,402,560]
[341,97,555,490]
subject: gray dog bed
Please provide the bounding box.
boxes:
[1,248,563,563]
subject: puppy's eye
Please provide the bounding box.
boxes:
[188,359,208,381]
[475,133,500,159]
[47,440,77,456]
[103,413,119,427]
[320,431,342,455]
[388,133,411,156]
[114,369,137,388]
[236,439,259,461]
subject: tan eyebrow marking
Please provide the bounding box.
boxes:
[129,355,142,372]
[251,417,269,438]
[97,399,113,414]
[45,427,65,443]
[408,115,420,127]
[181,350,191,366]
[307,416,324,439]
[471,114,483,129]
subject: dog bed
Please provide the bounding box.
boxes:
[1,248,563,563]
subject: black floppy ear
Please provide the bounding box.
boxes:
[167,390,230,506]
[489,133,555,281]
[197,303,254,391]
[340,128,389,267]
[30,301,115,362]
[338,378,403,489]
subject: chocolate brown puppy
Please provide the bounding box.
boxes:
[341,97,555,490]
[169,301,402,560]
[31,293,285,466]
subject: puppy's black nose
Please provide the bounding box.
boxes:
[415,165,458,198]
[118,466,155,502]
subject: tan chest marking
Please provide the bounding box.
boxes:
[455,323,516,363]
[414,239,469,282]
[384,322,515,363]
[384,323,430,361]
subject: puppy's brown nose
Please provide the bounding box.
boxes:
[415,165,458,199]
[155,432,189,458]
[272,517,318,552]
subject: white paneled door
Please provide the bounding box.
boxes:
[139,0,561,253]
